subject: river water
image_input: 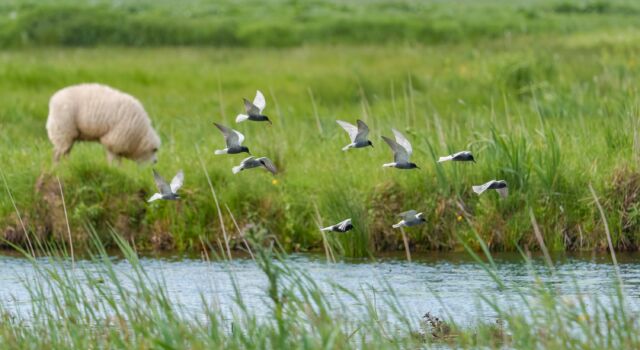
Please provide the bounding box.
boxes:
[0,251,638,326]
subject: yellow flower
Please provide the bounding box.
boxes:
[457,215,463,222]
[272,179,279,185]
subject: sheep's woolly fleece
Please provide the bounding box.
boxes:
[46,83,161,163]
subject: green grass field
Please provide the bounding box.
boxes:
[2,0,640,257]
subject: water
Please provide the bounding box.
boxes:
[1,251,639,325]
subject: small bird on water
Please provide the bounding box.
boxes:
[232,156,278,175]
[213,122,250,155]
[472,180,508,198]
[320,218,353,233]
[336,119,373,151]
[148,169,184,202]
[382,128,419,169]
[236,90,271,124]
[438,150,475,163]
[392,210,426,228]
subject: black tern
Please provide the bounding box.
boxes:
[382,128,419,169]
[148,169,184,202]
[438,150,475,163]
[392,210,426,228]
[232,156,277,175]
[320,218,353,233]
[236,90,271,124]
[214,122,250,155]
[336,119,373,151]
[472,180,508,198]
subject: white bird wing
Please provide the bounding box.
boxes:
[355,119,370,143]
[257,157,277,174]
[398,210,417,220]
[336,120,358,142]
[382,136,409,163]
[253,90,266,113]
[392,128,413,155]
[233,129,245,145]
[337,218,352,231]
[152,169,171,195]
[147,193,163,202]
[170,170,184,193]
[215,123,243,147]
[496,187,509,198]
[472,180,495,195]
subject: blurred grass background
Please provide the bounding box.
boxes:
[1,0,640,256]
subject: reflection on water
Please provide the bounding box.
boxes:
[0,252,639,324]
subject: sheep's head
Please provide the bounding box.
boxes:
[133,128,161,164]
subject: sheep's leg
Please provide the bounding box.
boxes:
[106,151,122,166]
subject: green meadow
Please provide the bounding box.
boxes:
[2,0,640,257]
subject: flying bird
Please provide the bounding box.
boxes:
[148,169,184,202]
[320,218,353,233]
[472,180,508,198]
[392,210,426,228]
[382,128,419,169]
[438,150,475,163]
[336,119,373,151]
[236,90,271,124]
[232,156,277,175]
[213,122,250,155]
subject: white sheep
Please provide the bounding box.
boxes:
[46,83,161,164]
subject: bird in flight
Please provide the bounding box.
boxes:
[321,218,353,233]
[336,119,373,151]
[148,169,184,202]
[382,128,419,169]
[232,156,278,175]
[472,180,508,198]
[236,90,271,124]
[213,122,250,155]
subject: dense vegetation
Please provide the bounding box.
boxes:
[0,0,639,47]
[2,0,640,256]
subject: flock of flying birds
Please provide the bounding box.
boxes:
[147,90,509,234]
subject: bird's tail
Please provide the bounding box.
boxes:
[382,162,396,168]
[472,185,485,195]
[392,222,402,229]
[235,114,249,123]
[438,156,453,163]
[342,144,352,151]
[147,193,162,203]
[232,165,243,174]
[215,149,227,155]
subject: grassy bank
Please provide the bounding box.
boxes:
[2,28,640,255]
[1,0,640,48]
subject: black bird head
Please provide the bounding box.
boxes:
[469,155,476,163]
[264,116,272,125]
[240,146,251,154]
[409,163,420,169]
[368,140,374,148]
